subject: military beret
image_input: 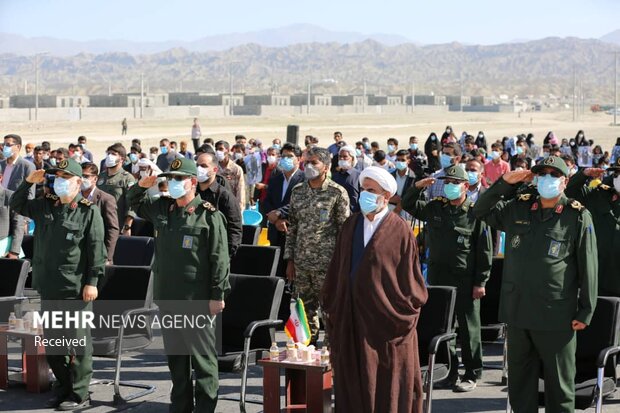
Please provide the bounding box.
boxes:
[158,157,197,178]
[46,158,83,178]
[438,165,468,181]
[531,156,569,177]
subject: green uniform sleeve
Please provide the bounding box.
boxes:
[472,178,519,232]
[9,180,43,219]
[126,184,161,223]
[85,206,107,287]
[124,175,138,220]
[401,185,430,221]
[574,210,598,325]
[474,219,493,287]
[283,192,298,261]
[333,189,350,228]
[564,170,591,203]
[207,211,231,300]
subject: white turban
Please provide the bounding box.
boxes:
[359,166,397,197]
[137,158,163,176]
[338,145,357,166]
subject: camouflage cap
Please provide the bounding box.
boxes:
[531,156,569,177]
[608,157,620,171]
[438,164,468,181]
[158,157,197,178]
[46,158,83,178]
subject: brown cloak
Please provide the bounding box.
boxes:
[321,211,428,413]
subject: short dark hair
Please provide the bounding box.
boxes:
[281,143,302,158]
[150,146,159,154]
[442,142,462,157]
[41,141,51,151]
[131,138,141,146]
[215,140,230,150]
[491,142,503,151]
[373,150,386,162]
[560,154,575,165]
[81,162,99,176]
[77,136,87,143]
[387,138,398,145]
[371,141,379,148]
[56,147,70,158]
[107,143,127,159]
[159,138,169,145]
[466,157,483,168]
[306,147,330,165]
[131,144,142,153]
[464,136,475,145]
[34,145,44,153]
[4,134,21,146]
[396,149,409,157]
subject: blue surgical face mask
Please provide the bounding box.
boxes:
[355,149,362,157]
[359,190,383,215]
[160,146,168,155]
[363,142,370,150]
[516,146,524,155]
[168,179,188,199]
[537,174,563,199]
[440,153,454,169]
[50,158,57,166]
[3,145,13,159]
[279,157,295,172]
[410,143,418,151]
[395,161,408,171]
[53,177,72,198]
[129,153,138,163]
[467,171,479,185]
[443,183,463,200]
[387,144,395,152]
[273,144,281,150]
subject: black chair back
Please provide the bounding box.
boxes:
[480,257,504,340]
[0,258,29,297]
[230,245,280,277]
[222,274,284,353]
[113,236,155,266]
[131,217,154,237]
[21,235,34,261]
[417,286,456,367]
[242,225,261,245]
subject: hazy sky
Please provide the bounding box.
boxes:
[1,0,618,44]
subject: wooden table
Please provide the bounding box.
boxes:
[258,354,332,413]
[0,325,50,392]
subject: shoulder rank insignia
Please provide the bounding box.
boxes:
[517,194,531,201]
[45,193,59,201]
[570,200,584,211]
[599,184,611,191]
[79,199,92,206]
[202,201,217,212]
[432,196,448,203]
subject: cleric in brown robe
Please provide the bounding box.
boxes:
[321,166,428,413]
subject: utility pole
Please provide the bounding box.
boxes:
[459,71,464,112]
[615,52,618,126]
[307,81,311,115]
[229,64,234,116]
[108,79,112,96]
[140,72,144,119]
[363,79,367,113]
[34,54,39,121]
[572,66,576,122]
[411,80,415,113]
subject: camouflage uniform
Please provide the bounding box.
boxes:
[97,169,136,229]
[284,178,350,342]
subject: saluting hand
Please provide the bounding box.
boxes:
[583,168,605,179]
[414,177,436,189]
[83,285,98,302]
[572,320,587,331]
[502,170,534,185]
[138,175,158,188]
[26,169,46,184]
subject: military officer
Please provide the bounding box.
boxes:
[473,156,598,413]
[284,147,350,344]
[97,143,136,235]
[402,165,493,392]
[127,157,230,413]
[11,158,106,410]
[565,159,620,296]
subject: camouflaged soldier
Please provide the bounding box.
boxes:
[284,147,350,344]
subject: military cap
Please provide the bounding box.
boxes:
[608,157,620,171]
[531,156,569,177]
[158,157,197,178]
[46,158,83,178]
[438,164,468,181]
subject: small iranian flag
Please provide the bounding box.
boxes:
[284,298,311,346]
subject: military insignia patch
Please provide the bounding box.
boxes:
[319,209,329,223]
[58,160,68,169]
[171,159,182,170]
[554,204,564,214]
[599,184,610,191]
[570,200,583,211]
[457,235,465,244]
[97,178,105,186]
[187,206,196,214]
[543,157,555,166]
[548,240,561,257]
[66,233,74,241]
[613,194,619,202]
[531,202,539,211]
[182,235,193,249]
[518,194,531,201]
[70,202,77,210]
[511,235,521,249]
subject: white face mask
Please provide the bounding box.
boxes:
[216,151,226,161]
[80,179,92,191]
[105,153,119,168]
[196,166,211,183]
[139,170,150,179]
[267,155,277,165]
[614,175,620,193]
[338,160,352,170]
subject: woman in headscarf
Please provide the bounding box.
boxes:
[424,132,441,172]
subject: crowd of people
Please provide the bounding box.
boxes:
[1,122,619,412]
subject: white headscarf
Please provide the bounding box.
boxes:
[359,166,397,196]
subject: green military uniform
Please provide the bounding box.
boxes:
[565,164,620,296]
[10,158,106,406]
[402,165,493,384]
[97,167,135,230]
[127,158,230,413]
[472,156,598,413]
[284,177,350,343]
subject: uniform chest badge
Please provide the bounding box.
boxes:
[66,233,74,241]
[187,206,196,214]
[457,235,465,244]
[182,236,193,249]
[548,240,561,257]
[97,178,105,186]
[319,209,329,223]
[511,235,521,249]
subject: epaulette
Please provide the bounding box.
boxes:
[431,196,448,203]
[202,201,217,212]
[45,193,59,201]
[517,194,532,201]
[79,198,93,207]
[599,184,611,191]
[569,199,585,211]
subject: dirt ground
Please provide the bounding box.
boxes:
[5,110,620,162]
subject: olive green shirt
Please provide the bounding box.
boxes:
[127,185,230,301]
[565,171,620,295]
[402,186,493,288]
[472,178,598,330]
[10,181,106,299]
[97,168,136,227]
